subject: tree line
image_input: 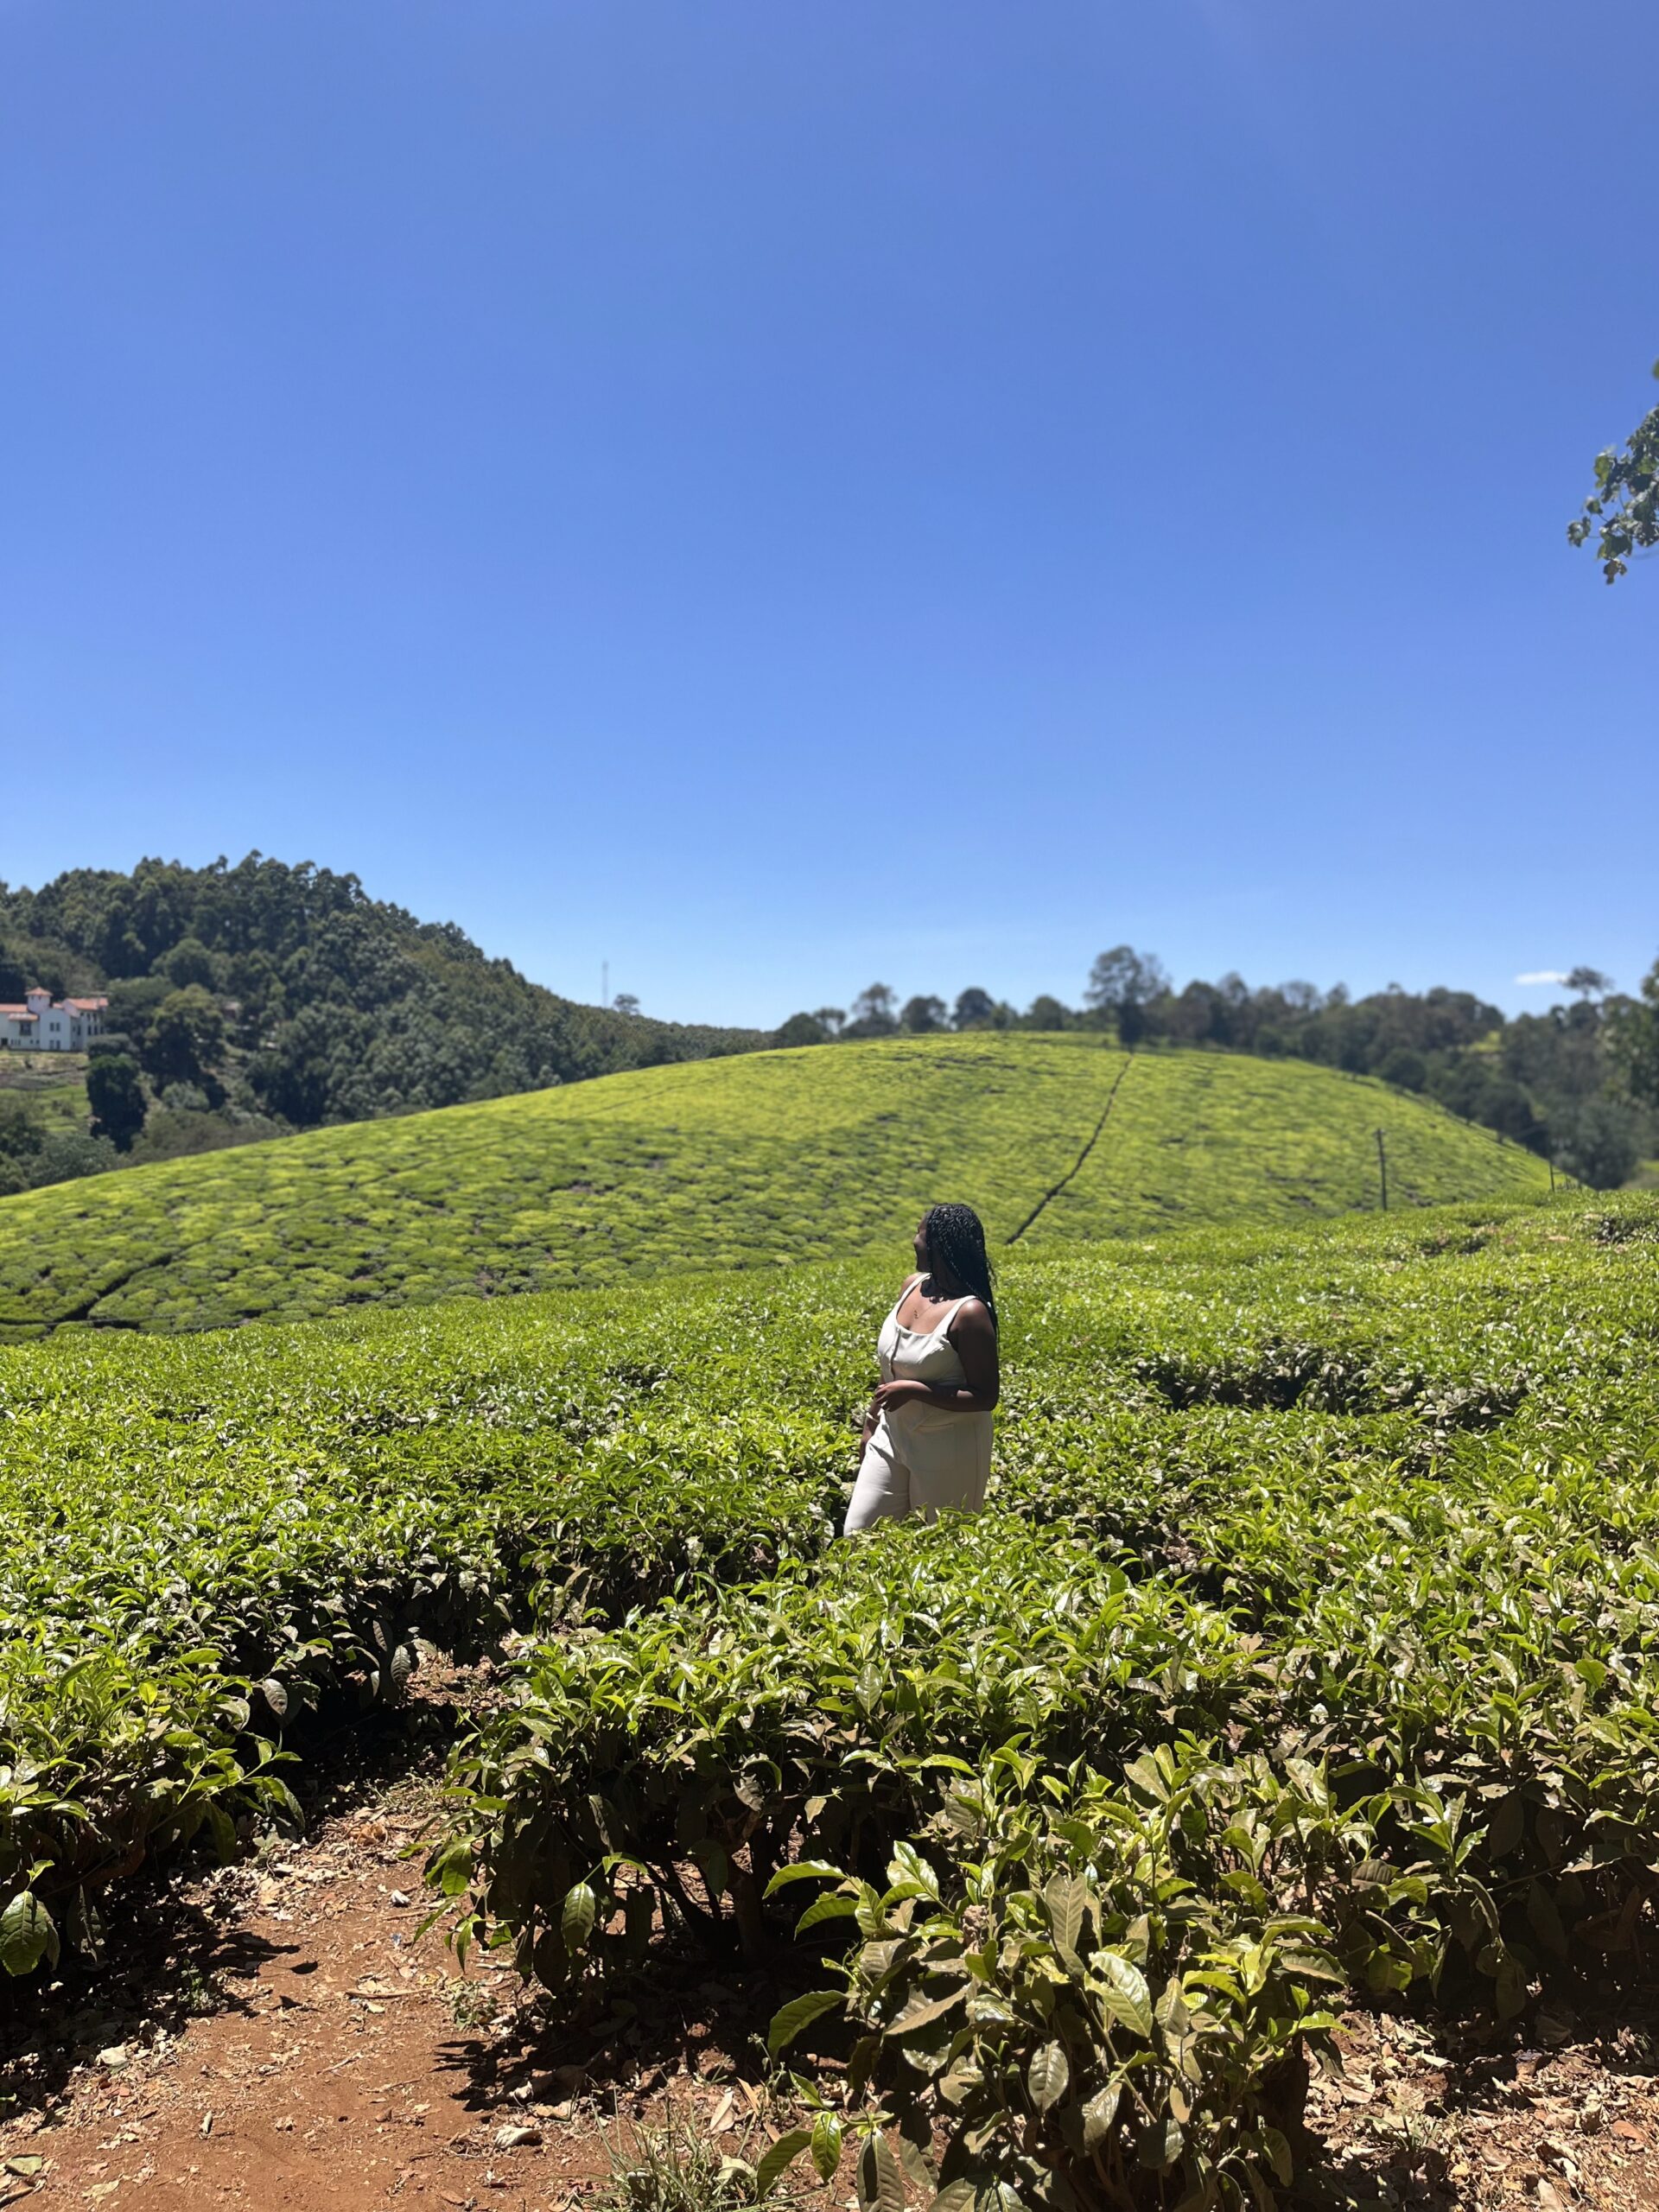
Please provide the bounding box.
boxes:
[0,855,764,1191]
[777,945,1659,1189]
[3,855,1654,1198]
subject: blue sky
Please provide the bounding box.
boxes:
[3,0,1654,1027]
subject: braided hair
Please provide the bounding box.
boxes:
[922,1202,998,1332]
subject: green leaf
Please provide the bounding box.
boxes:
[897,2133,935,2195]
[797,1891,861,1935]
[757,2129,811,2198]
[810,2110,844,2183]
[1044,1872,1086,1958]
[694,1840,730,1897]
[0,1891,59,1979]
[887,1840,940,1898]
[764,1859,847,1896]
[767,1987,842,2057]
[1081,2082,1122,2152]
[1091,1949,1153,2039]
[736,1759,779,1814]
[929,2177,982,2212]
[1484,1789,1526,1860]
[890,1984,969,2037]
[560,1882,597,1953]
[928,2184,976,2212]
[857,2133,906,2212]
[1027,2039,1069,2113]
[259,1676,289,1720]
[1155,1978,1192,2039]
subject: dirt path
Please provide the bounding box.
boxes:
[0,1664,810,2212]
[6,1665,1659,2212]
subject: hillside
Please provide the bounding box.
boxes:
[0,853,765,1138]
[0,1034,1549,1338]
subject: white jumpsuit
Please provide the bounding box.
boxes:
[843,1288,994,1532]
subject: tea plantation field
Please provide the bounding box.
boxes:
[0,1034,1546,1338]
[1,1187,1655,2208]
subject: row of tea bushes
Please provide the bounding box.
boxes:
[2,1189,1654,2194]
[421,1192,1659,2207]
[0,1033,1548,1337]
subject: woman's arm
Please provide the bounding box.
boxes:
[871,1302,999,1416]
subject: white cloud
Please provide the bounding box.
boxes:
[1514,969,1570,987]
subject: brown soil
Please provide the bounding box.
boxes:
[4,1662,1659,2212]
[0,1662,806,2212]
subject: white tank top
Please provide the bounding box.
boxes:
[877,1288,971,1388]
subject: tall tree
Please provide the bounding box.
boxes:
[1568,362,1659,581]
[1084,946,1169,1026]
[87,1055,149,1153]
[900,995,947,1033]
[952,987,996,1030]
[846,983,899,1035]
[143,987,226,1092]
[1610,957,1659,1110]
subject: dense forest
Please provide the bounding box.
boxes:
[0,855,763,1192]
[779,945,1659,1189]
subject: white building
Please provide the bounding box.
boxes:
[0,988,110,1050]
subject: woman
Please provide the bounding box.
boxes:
[844,1201,1000,1533]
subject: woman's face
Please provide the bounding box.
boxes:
[913,1218,931,1272]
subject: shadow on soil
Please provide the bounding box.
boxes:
[0,1669,474,2118]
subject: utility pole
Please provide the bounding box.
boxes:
[1375,1128,1389,1212]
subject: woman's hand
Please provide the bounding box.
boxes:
[871,1379,931,1414]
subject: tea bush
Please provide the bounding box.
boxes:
[770,1745,1350,2212]
[3,1185,1656,2205]
[430,1519,1249,1986]
[0,1035,1545,1337]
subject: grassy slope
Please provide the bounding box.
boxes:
[0,1035,1549,1338]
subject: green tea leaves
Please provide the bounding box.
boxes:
[767,1989,842,2058]
[0,1891,59,1979]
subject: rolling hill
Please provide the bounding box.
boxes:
[0,1033,1550,1338]
[1,853,766,1135]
